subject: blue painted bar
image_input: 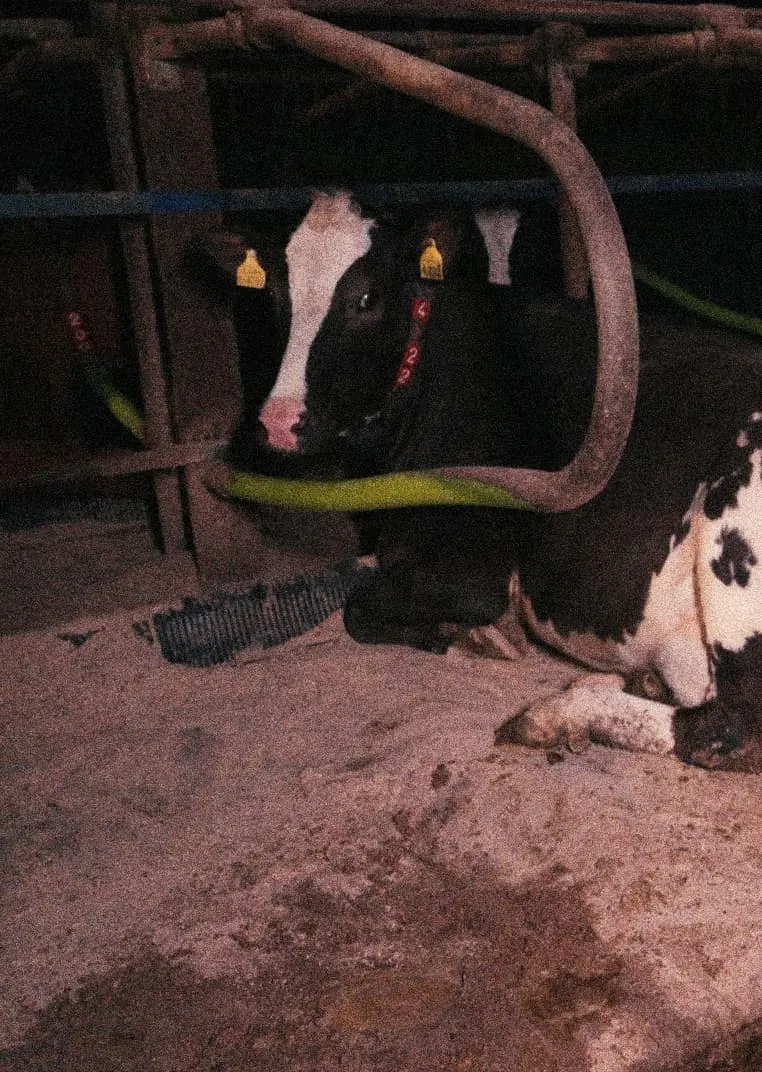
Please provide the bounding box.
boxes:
[0,171,759,219]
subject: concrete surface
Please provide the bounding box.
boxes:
[2,598,762,1071]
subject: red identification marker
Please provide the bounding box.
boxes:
[66,310,94,353]
[395,342,421,388]
[393,297,431,390]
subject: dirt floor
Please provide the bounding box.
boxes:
[4,530,762,1072]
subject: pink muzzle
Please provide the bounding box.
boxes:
[258,396,304,452]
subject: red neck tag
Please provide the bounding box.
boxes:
[393,296,431,390]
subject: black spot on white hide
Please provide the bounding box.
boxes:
[711,526,758,587]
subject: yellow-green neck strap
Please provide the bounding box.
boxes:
[225,469,529,511]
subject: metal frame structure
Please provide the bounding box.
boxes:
[0,0,758,577]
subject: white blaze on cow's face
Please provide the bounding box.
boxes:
[259,192,375,451]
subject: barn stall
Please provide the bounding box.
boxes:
[2,2,762,1069]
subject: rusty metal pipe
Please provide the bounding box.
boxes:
[143,12,762,66]
[241,4,638,513]
[172,0,762,32]
[427,29,762,67]
[545,39,589,300]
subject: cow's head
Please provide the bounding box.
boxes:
[259,192,520,464]
[191,192,520,469]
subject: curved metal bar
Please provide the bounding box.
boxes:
[243,3,639,512]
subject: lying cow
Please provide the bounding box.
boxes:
[195,191,762,770]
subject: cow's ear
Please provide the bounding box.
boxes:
[402,209,490,282]
[185,226,249,289]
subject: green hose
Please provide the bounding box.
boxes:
[102,385,146,443]
[632,263,762,338]
[79,356,146,443]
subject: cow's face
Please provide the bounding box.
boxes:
[258,191,399,455]
[295,233,412,456]
[254,193,520,463]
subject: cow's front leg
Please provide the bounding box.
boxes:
[344,562,509,655]
[496,676,677,756]
[344,572,452,653]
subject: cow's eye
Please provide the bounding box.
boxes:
[358,292,375,312]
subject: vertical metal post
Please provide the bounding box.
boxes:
[544,24,590,300]
[88,0,187,554]
[124,3,257,586]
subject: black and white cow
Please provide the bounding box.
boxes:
[195,190,762,771]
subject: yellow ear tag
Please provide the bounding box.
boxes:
[419,238,444,281]
[236,249,267,289]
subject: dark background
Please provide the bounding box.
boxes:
[1,0,760,447]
